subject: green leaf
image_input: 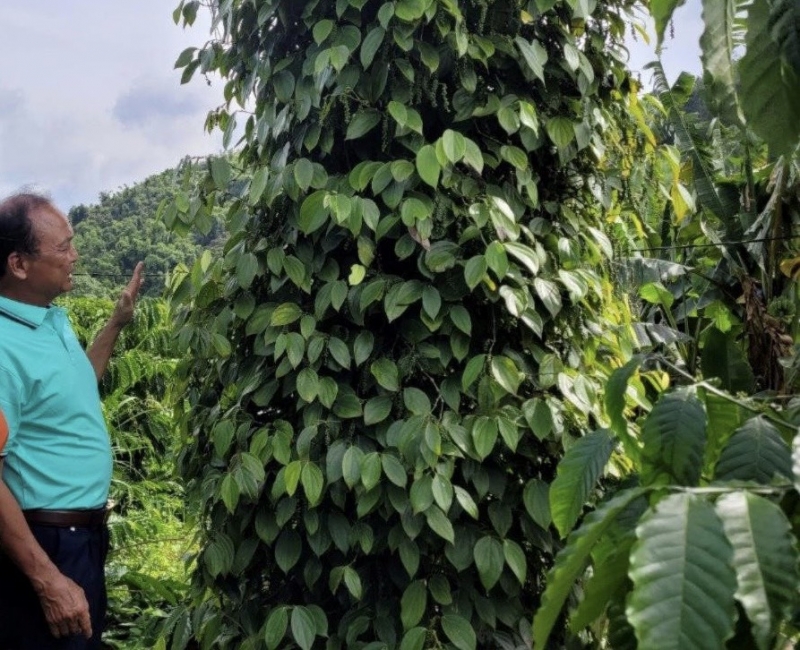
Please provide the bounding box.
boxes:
[210,157,231,189]
[550,429,615,538]
[275,530,302,573]
[702,389,747,475]
[504,241,539,275]
[220,473,239,513]
[425,505,455,544]
[283,256,307,288]
[342,446,363,488]
[273,70,295,103]
[462,354,485,391]
[294,158,314,191]
[249,167,269,205]
[454,485,478,519]
[441,615,476,650]
[343,566,363,600]
[490,355,523,395]
[714,416,793,483]
[353,331,374,366]
[301,462,324,505]
[449,305,472,335]
[382,454,407,487]
[569,505,643,631]
[263,607,289,650]
[532,487,648,649]
[422,286,441,318]
[290,606,317,650]
[514,36,547,81]
[364,395,393,425]
[271,303,303,326]
[701,327,756,394]
[348,264,366,285]
[403,387,431,415]
[464,255,487,290]
[441,129,467,163]
[360,26,385,68]
[628,493,737,650]
[485,241,509,278]
[318,377,339,408]
[523,479,551,529]
[401,581,427,630]
[545,117,575,149]
[641,391,706,487]
[650,0,688,47]
[472,416,498,460]
[236,252,258,289]
[533,278,562,317]
[473,536,504,590]
[328,337,351,368]
[503,539,527,585]
[739,0,800,155]
[716,491,800,650]
[312,19,333,44]
[698,0,743,125]
[361,452,382,491]
[604,355,644,463]
[296,368,319,403]
[371,358,400,391]
[415,144,440,188]
[346,109,382,140]
[399,628,427,650]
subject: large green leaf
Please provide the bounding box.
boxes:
[440,614,476,650]
[739,0,800,155]
[701,388,747,476]
[604,355,644,463]
[570,494,648,631]
[714,416,793,483]
[716,492,800,650]
[640,390,706,487]
[532,488,648,650]
[550,429,616,538]
[650,0,688,47]
[701,327,755,394]
[699,0,743,125]
[627,493,737,650]
[769,0,800,77]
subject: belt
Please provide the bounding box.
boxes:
[23,508,108,529]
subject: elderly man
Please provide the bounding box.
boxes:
[0,192,143,649]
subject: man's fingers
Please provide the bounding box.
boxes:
[127,261,144,293]
[78,609,93,638]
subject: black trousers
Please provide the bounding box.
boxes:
[0,524,109,650]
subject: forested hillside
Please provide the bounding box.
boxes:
[68,164,224,297]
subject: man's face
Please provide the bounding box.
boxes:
[24,208,79,304]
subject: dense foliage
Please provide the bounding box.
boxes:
[533,1,800,647]
[60,296,192,649]
[163,0,645,648]
[69,166,224,297]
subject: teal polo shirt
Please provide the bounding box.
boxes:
[0,295,112,510]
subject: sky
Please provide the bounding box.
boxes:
[0,0,703,211]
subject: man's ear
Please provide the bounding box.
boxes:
[5,252,29,280]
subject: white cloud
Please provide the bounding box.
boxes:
[0,1,223,209]
[0,1,705,210]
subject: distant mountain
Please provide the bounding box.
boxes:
[69,164,224,298]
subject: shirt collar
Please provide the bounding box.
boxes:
[0,295,53,328]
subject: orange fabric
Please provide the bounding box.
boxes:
[0,408,7,452]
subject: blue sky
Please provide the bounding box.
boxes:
[0,1,702,211]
